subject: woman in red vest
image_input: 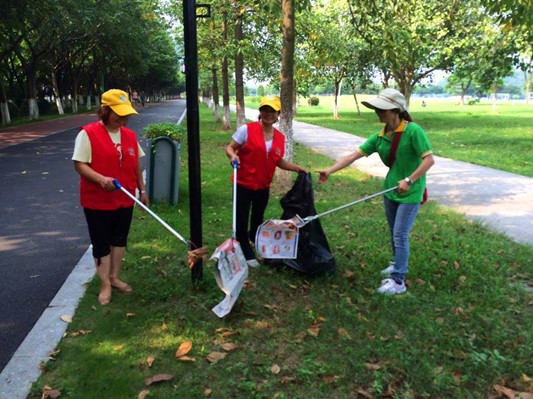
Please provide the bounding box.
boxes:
[225,95,306,267]
[72,89,148,305]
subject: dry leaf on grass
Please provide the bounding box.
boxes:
[70,330,92,337]
[204,388,212,396]
[337,328,352,340]
[126,313,136,318]
[365,362,381,370]
[307,325,320,337]
[144,373,173,386]
[270,364,281,374]
[357,387,373,398]
[221,343,238,351]
[137,389,150,399]
[42,388,61,398]
[177,356,196,362]
[494,384,533,399]
[206,351,227,363]
[175,340,192,358]
[187,246,209,269]
[146,356,154,367]
[113,345,124,351]
[59,315,72,323]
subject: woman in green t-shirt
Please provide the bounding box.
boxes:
[316,88,434,295]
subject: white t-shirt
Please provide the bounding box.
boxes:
[72,123,145,163]
[232,124,273,152]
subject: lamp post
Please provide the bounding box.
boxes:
[182,0,208,284]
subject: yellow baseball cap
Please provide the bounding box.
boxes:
[258,95,281,111]
[101,89,138,116]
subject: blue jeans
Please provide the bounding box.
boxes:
[383,197,420,283]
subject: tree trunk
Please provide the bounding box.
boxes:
[72,79,78,114]
[333,72,343,119]
[26,68,39,120]
[349,81,361,116]
[276,0,296,189]
[51,70,64,115]
[0,82,11,125]
[524,68,531,106]
[221,14,231,130]
[292,79,297,115]
[234,14,246,128]
[211,68,221,123]
[491,82,497,112]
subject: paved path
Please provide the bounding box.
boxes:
[288,118,533,247]
[1,103,531,399]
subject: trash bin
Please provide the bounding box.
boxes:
[146,136,180,204]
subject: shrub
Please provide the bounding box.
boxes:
[308,96,320,106]
[143,122,186,141]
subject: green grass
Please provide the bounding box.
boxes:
[249,95,533,178]
[30,105,532,398]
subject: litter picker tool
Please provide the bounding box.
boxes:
[256,185,398,260]
[112,179,207,267]
[293,185,398,228]
[209,160,249,318]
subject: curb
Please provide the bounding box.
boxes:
[0,248,95,399]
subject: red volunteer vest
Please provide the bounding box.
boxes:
[235,121,284,190]
[79,121,139,210]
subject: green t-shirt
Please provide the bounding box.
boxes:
[358,121,432,203]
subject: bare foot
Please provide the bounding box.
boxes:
[110,278,132,293]
[98,286,112,305]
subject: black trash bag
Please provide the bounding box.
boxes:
[279,172,335,276]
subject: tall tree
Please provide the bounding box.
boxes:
[347,0,482,105]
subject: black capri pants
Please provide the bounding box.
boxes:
[83,206,134,259]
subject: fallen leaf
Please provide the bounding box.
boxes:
[126,313,136,318]
[307,325,320,337]
[357,387,373,398]
[280,376,295,384]
[70,330,92,337]
[175,340,192,358]
[42,388,61,398]
[144,373,173,386]
[177,356,196,362]
[221,343,238,351]
[270,364,281,374]
[59,315,72,323]
[337,328,352,340]
[221,331,237,338]
[146,356,154,367]
[47,349,60,357]
[138,389,150,399]
[206,351,227,363]
[415,278,426,285]
[141,256,151,260]
[453,261,460,269]
[365,362,381,370]
[113,345,124,351]
[204,388,212,396]
[322,374,339,384]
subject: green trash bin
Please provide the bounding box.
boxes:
[146,137,180,204]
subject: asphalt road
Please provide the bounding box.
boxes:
[0,99,186,370]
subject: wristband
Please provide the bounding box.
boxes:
[404,177,413,186]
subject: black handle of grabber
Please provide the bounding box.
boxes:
[112,179,190,247]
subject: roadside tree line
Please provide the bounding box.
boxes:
[1,0,183,125]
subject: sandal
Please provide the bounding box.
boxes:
[111,280,133,293]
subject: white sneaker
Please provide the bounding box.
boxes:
[246,259,259,267]
[377,278,406,295]
[381,262,395,276]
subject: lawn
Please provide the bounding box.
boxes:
[30,105,532,399]
[248,95,533,178]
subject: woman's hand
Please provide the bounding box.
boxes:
[230,155,240,167]
[139,192,149,208]
[315,169,330,183]
[100,176,116,191]
[397,178,410,194]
